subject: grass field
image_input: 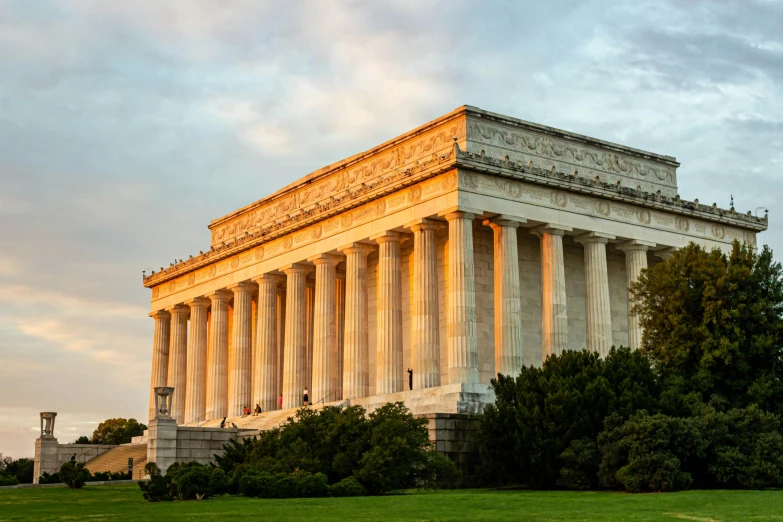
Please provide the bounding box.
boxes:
[1,484,781,521]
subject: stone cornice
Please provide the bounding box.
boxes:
[454,147,768,232]
[143,142,766,289]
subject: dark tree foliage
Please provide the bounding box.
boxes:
[479,347,659,488]
[632,242,783,414]
[0,456,34,484]
[73,436,91,445]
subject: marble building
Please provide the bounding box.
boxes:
[141,105,768,425]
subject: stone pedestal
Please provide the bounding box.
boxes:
[146,417,178,476]
[32,412,59,484]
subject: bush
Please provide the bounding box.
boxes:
[58,462,90,489]
[329,476,366,497]
[0,474,18,486]
[239,471,275,498]
[597,411,703,492]
[1,457,34,484]
[558,439,600,490]
[295,471,329,497]
[418,450,462,490]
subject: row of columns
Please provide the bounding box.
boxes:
[149,210,654,423]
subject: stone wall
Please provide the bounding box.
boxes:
[420,413,482,487]
[33,439,118,483]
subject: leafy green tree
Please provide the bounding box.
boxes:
[1,456,34,484]
[632,242,783,414]
[90,418,147,445]
[73,436,91,445]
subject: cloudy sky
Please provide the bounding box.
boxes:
[1,0,782,458]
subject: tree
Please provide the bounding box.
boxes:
[631,242,783,415]
[1,455,34,484]
[479,348,660,488]
[90,418,147,445]
[73,436,91,445]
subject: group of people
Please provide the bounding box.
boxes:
[217,376,415,430]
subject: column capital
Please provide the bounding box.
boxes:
[337,242,376,255]
[483,214,527,229]
[438,205,483,221]
[530,223,573,237]
[251,273,286,285]
[228,281,255,294]
[165,303,190,315]
[307,253,343,266]
[149,309,170,319]
[185,297,210,309]
[654,247,676,261]
[405,218,443,233]
[206,289,232,302]
[281,263,312,275]
[575,231,616,245]
[370,231,409,244]
[616,239,656,253]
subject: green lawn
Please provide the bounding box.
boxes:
[1,484,781,521]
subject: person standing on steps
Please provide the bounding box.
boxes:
[219,417,226,429]
[407,368,413,391]
[303,386,309,407]
[279,394,283,410]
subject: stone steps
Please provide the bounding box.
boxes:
[84,444,147,479]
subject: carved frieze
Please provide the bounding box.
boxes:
[466,120,678,196]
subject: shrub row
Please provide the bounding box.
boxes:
[239,471,366,498]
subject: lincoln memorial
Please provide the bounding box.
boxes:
[140,105,767,427]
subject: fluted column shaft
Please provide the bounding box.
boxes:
[310,255,341,404]
[228,282,254,417]
[166,305,189,424]
[148,310,170,421]
[445,211,479,384]
[304,279,315,392]
[410,220,440,389]
[487,218,524,376]
[205,290,231,420]
[184,298,209,424]
[619,242,651,350]
[341,243,373,400]
[283,265,309,409]
[578,234,613,357]
[251,275,280,412]
[374,232,403,394]
[276,285,286,407]
[335,271,346,399]
[538,227,569,360]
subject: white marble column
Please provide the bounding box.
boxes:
[283,264,309,409]
[576,232,615,357]
[408,219,441,389]
[304,278,315,394]
[205,290,231,420]
[335,270,346,400]
[372,232,404,394]
[340,243,374,400]
[184,297,209,424]
[485,216,526,377]
[275,283,286,407]
[251,274,281,413]
[148,310,170,421]
[309,254,341,405]
[618,240,654,350]
[228,282,254,417]
[445,210,479,384]
[534,224,571,360]
[166,304,189,424]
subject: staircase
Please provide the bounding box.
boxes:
[200,400,348,432]
[84,444,148,479]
